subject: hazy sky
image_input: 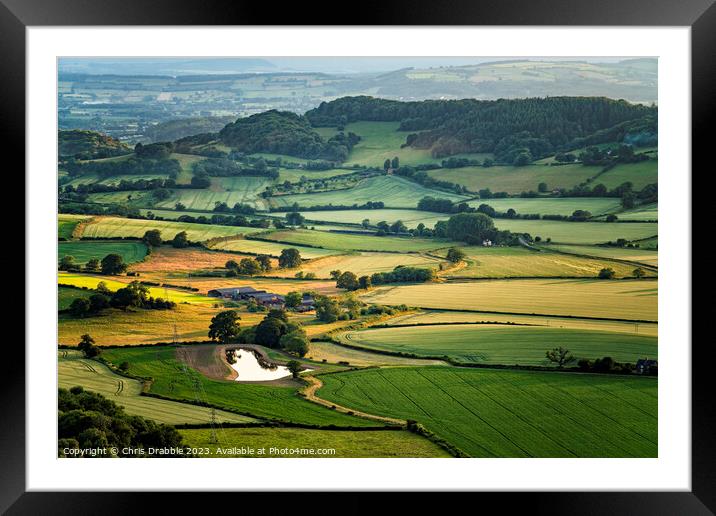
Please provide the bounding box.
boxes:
[58,56,643,76]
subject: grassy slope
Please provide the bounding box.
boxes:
[470,197,622,216]
[336,324,657,365]
[546,244,658,267]
[440,246,654,278]
[209,237,339,259]
[493,219,657,244]
[260,228,453,253]
[81,216,263,242]
[58,351,255,424]
[153,176,272,211]
[427,164,597,194]
[318,366,657,457]
[180,427,451,457]
[384,311,658,337]
[274,252,444,279]
[268,175,469,209]
[58,240,148,265]
[307,341,448,367]
[361,279,657,321]
[100,346,376,427]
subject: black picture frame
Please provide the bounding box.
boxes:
[5,0,714,512]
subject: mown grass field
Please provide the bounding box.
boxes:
[152,176,272,211]
[58,351,256,425]
[81,216,263,242]
[546,244,658,267]
[469,197,622,216]
[129,246,265,272]
[58,240,148,265]
[361,279,658,321]
[274,252,444,279]
[57,272,216,305]
[384,311,658,337]
[208,237,339,259]
[268,175,469,210]
[259,229,453,253]
[273,208,449,229]
[100,346,375,427]
[440,246,653,278]
[493,219,657,244]
[58,303,267,346]
[318,366,657,457]
[307,341,448,367]
[427,164,598,194]
[180,427,451,457]
[335,324,657,365]
[58,214,91,240]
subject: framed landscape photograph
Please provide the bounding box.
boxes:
[7,0,714,511]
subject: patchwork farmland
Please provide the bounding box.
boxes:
[57,71,659,459]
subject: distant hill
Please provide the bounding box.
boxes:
[58,130,131,159]
[306,96,656,161]
[218,110,359,161]
[145,116,235,143]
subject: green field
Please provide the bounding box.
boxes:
[308,341,448,367]
[335,324,657,365]
[594,161,658,190]
[81,217,263,242]
[58,214,89,240]
[493,219,657,244]
[321,121,491,167]
[259,229,453,253]
[441,246,653,278]
[209,237,339,259]
[603,203,658,221]
[274,209,449,229]
[58,287,93,310]
[180,426,451,457]
[427,164,598,194]
[469,197,622,216]
[361,279,657,321]
[58,272,216,305]
[58,351,256,425]
[100,346,375,427]
[282,252,444,278]
[153,176,272,211]
[546,244,658,267]
[384,310,658,337]
[58,240,148,265]
[318,367,657,457]
[277,168,354,183]
[268,175,469,210]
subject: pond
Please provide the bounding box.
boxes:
[227,348,293,382]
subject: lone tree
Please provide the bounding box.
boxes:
[285,211,305,226]
[446,247,466,263]
[69,297,91,318]
[336,271,359,291]
[172,231,188,248]
[286,360,302,379]
[78,334,100,358]
[546,347,575,368]
[284,291,302,309]
[142,229,163,247]
[101,254,127,275]
[598,267,616,279]
[278,248,302,269]
[632,267,646,278]
[208,310,241,343]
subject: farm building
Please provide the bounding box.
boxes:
[295,294,315,312]
[635,358,658,375]
[207,286,265,299]
[246,292,285,310]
